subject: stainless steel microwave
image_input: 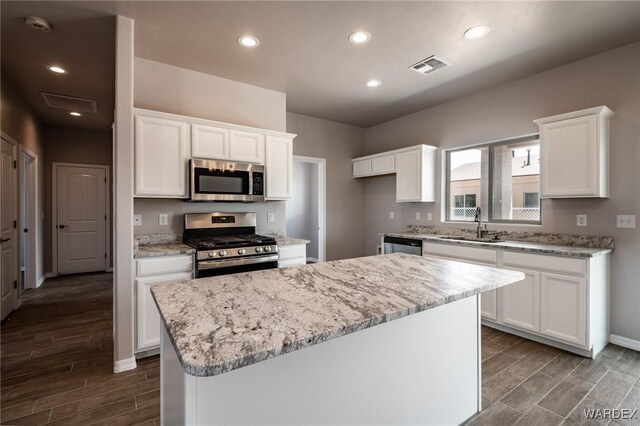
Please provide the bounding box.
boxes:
[189,159,264,202]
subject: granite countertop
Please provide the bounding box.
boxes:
[382,232,612,258]
[275,236,311,246]
[134,243,195,259]
[151,253,524,377]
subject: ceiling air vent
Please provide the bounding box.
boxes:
[40,92,98,113]
[409,55,450,76]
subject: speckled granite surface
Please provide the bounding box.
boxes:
[151,253,524,377]
[275,236,311,246]
[382,226,613,258]
[135,233,183,245]
[134,243,195,259]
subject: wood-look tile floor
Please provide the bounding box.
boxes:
[2,273,639,425]
[1,273,159,425]
[467,327,640,426]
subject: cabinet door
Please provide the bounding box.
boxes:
[372,155,395,175]
[353,159,372,177]
[499,268,540,333]
[540,273,587,347]
[136,272,192,352]
[192,124,229,160]
[541,115,597,197]
[265,136,293,200]
[135,115,190,197]
[229,130,265,164]
[481,290,498,322]
[396,150,421,202]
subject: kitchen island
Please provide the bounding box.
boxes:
[151,253,524,425]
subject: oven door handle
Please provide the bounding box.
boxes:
[198,254,279,270]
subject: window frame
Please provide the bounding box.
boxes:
[445,134,542,225]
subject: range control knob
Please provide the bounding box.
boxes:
[255,247,263,253]
[237,248,246,255]
[208,251,216,258]
[264,246,272,252]
[218,250,227,257]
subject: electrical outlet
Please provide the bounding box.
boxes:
[159,214,168,226]
[267,212,274,223]
[616,215,636,229]
[133,214,142,226]
[389,211,395,220]
[576,214,587,227]
[415,212,421,220]
[427,212,433,221]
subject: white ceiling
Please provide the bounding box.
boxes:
[2,2,640,130]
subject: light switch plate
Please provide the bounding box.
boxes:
[427,212,433,221]
[159,214,168,226]
[267,212,274,223]
[616,215,636,229]
[415,212,421,220]
[133,214,142,226]
[576,214,587,227]
[389,211,395,220]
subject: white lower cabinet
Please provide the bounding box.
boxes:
[422,240,609,357]
[135,255,193,354]
[278,244,307,268]
[499,268,540,333]
[540,273,586,347]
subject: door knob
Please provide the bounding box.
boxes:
[23,228,28,233]
[58,225,68,229]
[0,238,10,243]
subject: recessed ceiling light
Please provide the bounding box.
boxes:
[48,65,67,74]
[464,25,490,40]
[238,35,260,48]
[349,31,371,44]
[365,79,382,88]
[69,112,82,117]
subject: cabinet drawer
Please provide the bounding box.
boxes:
[502,251,585,276]
[136,255,194,277]
[278,244,306,261]
[423,242,497,264]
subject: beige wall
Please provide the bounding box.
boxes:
[1,71,46,282]
[43,125,113,273]
[364,42,640,341]
[134,57,286,132]
[286,112,366,261]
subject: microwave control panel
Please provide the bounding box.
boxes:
[252,172,264,195]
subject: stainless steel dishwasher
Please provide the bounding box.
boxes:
[383,236,422,256]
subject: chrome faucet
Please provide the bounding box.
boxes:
[474,207,483,238]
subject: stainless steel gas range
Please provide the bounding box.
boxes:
[183,212,278,278]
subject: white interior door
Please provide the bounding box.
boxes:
[1,138,17,320]
[56,165,107,275]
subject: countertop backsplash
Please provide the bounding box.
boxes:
[406,225,614,250]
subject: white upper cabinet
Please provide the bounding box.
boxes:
[395,146,437,203]
[191,124,230,160]
[135,114,190,198]
[534,106,613,198]
[352,144,437,203]
[229,130,265,164]
[265,135,294,200]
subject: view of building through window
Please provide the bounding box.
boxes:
[447,138,540,223]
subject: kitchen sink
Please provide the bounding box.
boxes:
[440,236,504,243]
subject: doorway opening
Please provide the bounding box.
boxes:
[19,147,38,291]
[1,135,19,320]
[285,156,326,263]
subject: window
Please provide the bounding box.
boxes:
[446,135,541,224]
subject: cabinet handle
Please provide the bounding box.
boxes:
[0,238,10,243]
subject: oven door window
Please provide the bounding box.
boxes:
[195,168,249,194]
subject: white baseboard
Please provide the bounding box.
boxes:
[36,272,56,287]
[113,357,137,373]
[609,334,640,351]
[306,257,319,263]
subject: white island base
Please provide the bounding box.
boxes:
[161,295,482,425]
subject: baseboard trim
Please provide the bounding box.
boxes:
[113,357,137,373]
[609,334,640,351]
[37,273,56,287]
[306,257,319,263]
